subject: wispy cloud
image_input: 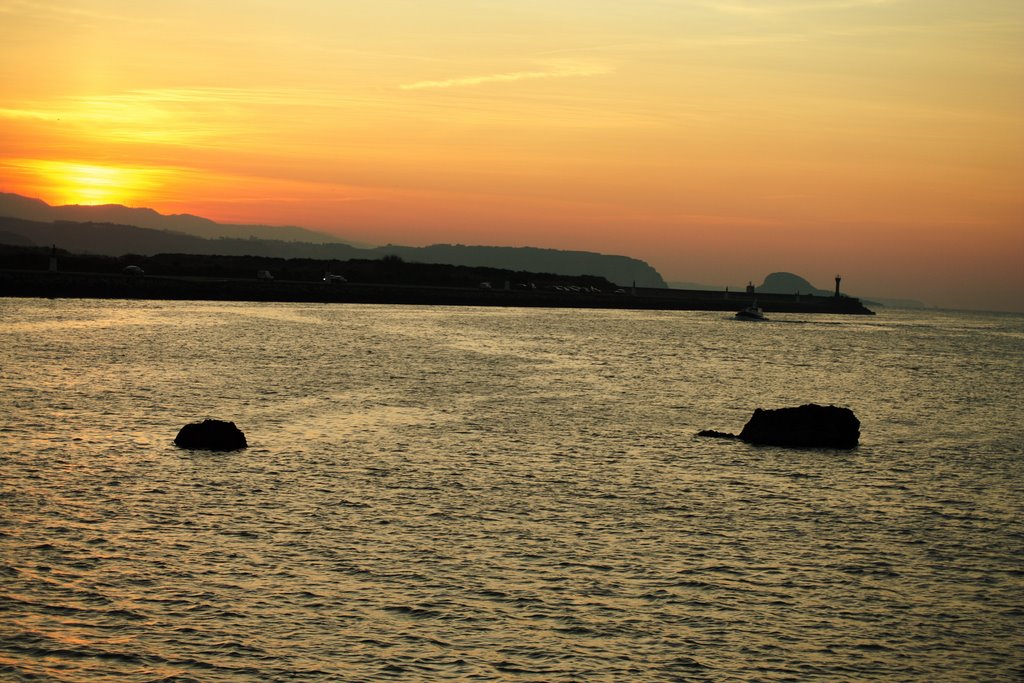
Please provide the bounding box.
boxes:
[400,63,612,91]
[22,87,410,117]
[73,87,374,110]
[694,0,900,15]
[0,0,157,25]
[0,87,399,147]
[0,107,54,121]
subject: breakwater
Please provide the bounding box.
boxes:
[0,268,875,313]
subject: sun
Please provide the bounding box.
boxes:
[52,163,137,205]
[6,159,165,207]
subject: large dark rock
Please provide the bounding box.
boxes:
[738,404,859,449]
[174,419,248,451]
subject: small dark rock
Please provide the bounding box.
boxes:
[738,404,859,449]
[696,429,738,440]
[174,419,248,451]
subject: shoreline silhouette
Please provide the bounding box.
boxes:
[0,267,875,314]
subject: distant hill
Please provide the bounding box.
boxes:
[668,273,831,294]
[0,229,34,247]
[369,244,665,288]
[0,192,355,245]
[757,272,834,296]
[0,215,667,288]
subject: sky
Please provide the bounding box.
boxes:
[1,0,1022,311]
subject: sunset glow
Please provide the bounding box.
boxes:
[5,160,169,207]
[1,0,1022,310]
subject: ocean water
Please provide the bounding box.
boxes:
[1,298,1022,682]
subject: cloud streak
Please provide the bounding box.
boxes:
[0,0,158,25]
[694,0,900,14]
[0,87,400,144]
[400,64,611,91]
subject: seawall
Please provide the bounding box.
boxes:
[0,269,875,314]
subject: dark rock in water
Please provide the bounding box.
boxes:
[175,419,248,451]
[738,404,859,449]
[696,429,739,440]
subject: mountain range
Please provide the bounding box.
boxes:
[0,192,356,245]
[0,193,667,288]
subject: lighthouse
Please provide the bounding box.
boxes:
[834,274,841,298]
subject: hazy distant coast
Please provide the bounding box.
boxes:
[0,195,876,314]
[0,195,668,289]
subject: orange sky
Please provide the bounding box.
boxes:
[1,0,1022,310]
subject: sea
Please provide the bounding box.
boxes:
[1,298,1022,682]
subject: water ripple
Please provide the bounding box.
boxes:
[1,301,1022,681]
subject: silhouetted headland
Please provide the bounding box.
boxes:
[0,207,668,288]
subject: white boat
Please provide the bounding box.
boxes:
[735,302,767,320]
